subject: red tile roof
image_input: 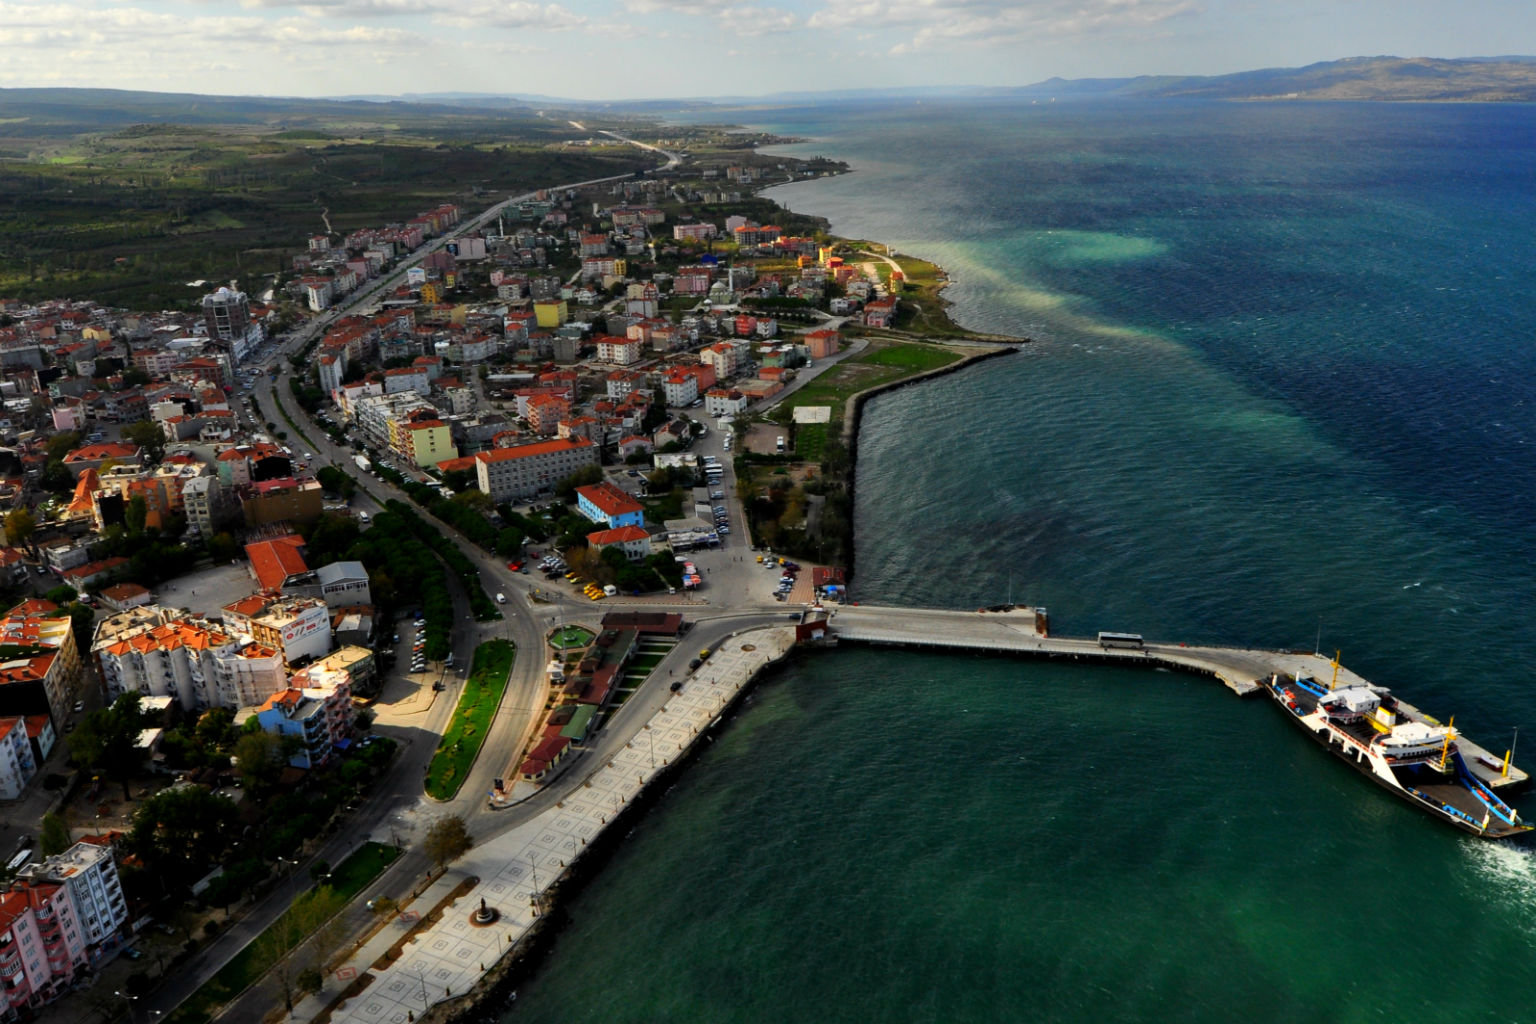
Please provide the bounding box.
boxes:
[245,536,308,591]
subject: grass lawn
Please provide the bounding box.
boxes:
[165,842,400,1024]
[795,422,828,461]
[641,487,685,521]
[784,340,965,424]
[550,625,595,649]
[424,639,515,800]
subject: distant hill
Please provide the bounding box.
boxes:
[0,87,549,138]
[1014,56,1536,103]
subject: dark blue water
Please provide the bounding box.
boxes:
[503,100,1536,1023]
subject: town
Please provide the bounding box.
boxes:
[0,131,997,1023]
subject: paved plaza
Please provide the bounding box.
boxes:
[297,626,797,1023]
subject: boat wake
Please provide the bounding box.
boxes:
[1464,841,1536,926]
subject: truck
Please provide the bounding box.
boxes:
[353,455,372,475]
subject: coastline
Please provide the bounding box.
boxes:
[429,644,815,1024]
[345,131,1037,1024]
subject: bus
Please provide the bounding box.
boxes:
[1097,632,1145,650]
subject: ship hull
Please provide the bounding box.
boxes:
[1265,680,1529,839]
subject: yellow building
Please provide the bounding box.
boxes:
[818,245,838,265]
[405,417,459,469]
[420,281,441,304]
[534,300,569,328]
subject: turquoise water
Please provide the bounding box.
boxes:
[502,101,1536,1022]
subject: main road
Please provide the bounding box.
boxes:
[147,136,709,1022]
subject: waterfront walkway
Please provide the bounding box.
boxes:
[297,627,798,1024]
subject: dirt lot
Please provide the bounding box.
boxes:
[744,422,788,456]
[151,559,261,618]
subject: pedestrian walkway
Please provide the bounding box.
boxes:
[297,626,797,1023]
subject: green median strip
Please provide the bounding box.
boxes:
[425,639,515,800]
[165,842,400,1024]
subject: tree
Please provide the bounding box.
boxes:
[422,814,472,874]
[127,786,238,885]
[39,812,71,856]
[554,464,604,502]
[124,494,149,537]
[121,419,166,464]
[233,729,285,796]
[44,584,77,606]
[206,531,239,564]
[70,692,145,800]
[3,508,35,549]
[254,886,345,1014]
[44,431,81,463]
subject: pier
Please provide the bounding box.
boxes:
[826,604,1528,789]
[301,605,1529,1024]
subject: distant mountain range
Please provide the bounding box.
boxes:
[1009,56,1536,103]
[5,56,1536,134]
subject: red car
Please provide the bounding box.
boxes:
[507,562,523,572]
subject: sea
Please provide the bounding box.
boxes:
[501,100,1536,1023]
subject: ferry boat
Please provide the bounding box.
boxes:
[1265,663,1530,839]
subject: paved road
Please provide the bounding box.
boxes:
[146,137,711,1022]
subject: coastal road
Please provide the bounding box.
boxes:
[149,134,688,1022]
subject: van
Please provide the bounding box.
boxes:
[496,593,506,604]
[358,511,370,523]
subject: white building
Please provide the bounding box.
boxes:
[0,716,37,800]
[18,840,130,949]
[475,436,598,503]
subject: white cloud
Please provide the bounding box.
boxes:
[432,1,589,30]
[809,0,1198,51]
[237,0,424,15]
[0,4,414,64]
[724,6,799,35]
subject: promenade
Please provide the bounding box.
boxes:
[294,627,797,1024]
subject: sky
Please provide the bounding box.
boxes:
[1,0,1534,100]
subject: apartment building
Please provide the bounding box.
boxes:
[0,600,83,727]
[250,681,353,769]
[474,436,597,503]
[0,716,36,800]
[17,840,130,952]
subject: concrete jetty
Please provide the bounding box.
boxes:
[293,605,1526,1024]
[827,604,1527,789]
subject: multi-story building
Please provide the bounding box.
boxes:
[245,596,332,666]
[250,681,353,769]
[586,524,652,562]
[94,612,242,710]
[595,336,642,366]
[383,365,430,396]
[239,477,323,528]
[17,840,130,953]
[181,474,226,538]
[0,600,83,727]
[672,223,718,242]
[201,286,262,357]
[0,716,37,800]
[210,640,286,708]
[474,436,597,503]
[576,482,646,530]
[700,341,743,380]
[396,411,459,469]
[704,388,751,417]
[525,393,570,437]
[0,879,90,1016]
